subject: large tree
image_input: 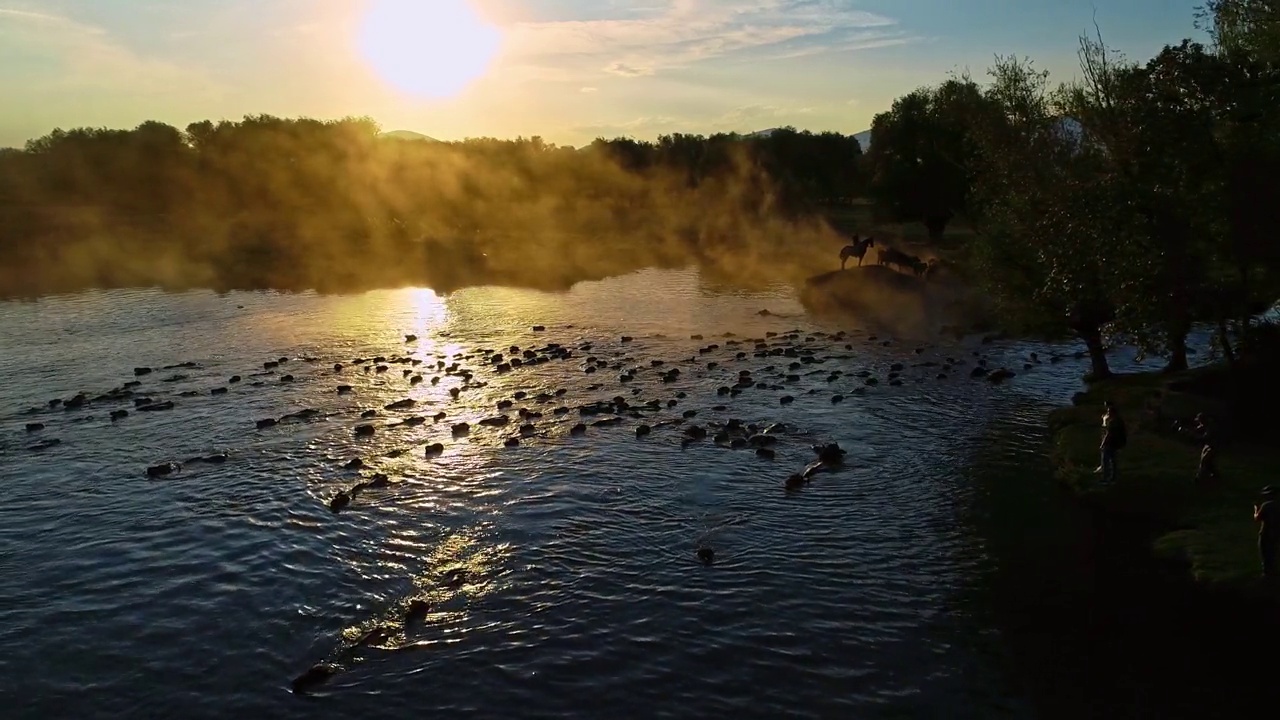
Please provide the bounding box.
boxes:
[1201,0,1280,62]
[1060,32,1280,368]
[864,79,983,240]
[1055,38,1221,371]
[965,57,1120,379]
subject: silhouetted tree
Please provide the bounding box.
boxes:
[1202,0,1280,62]
[0,115,865,296]
[964,57,1119,379]
[864,80,982,240]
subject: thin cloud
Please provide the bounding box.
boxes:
[712,103,817,132]
[573,103,822,139]
[0,5,220,97]
[498,0,914,81]
[580,86,599,93]
[765,31,919,60]
[573,115,685,137]
[605,62,653,77]
[0,7,64,22]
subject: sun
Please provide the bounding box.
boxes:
[356,0,501,99]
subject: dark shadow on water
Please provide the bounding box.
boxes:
[795,266,990,339]
[962,404,1280,720]
[0,249,697,300]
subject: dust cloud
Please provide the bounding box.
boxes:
[0,117,946,332]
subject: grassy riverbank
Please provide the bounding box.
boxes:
[1048,365,1280,596]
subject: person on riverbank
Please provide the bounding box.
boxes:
[1255,486,1278,578]
[1095,400,1127,484]
[1177,413,1220,486]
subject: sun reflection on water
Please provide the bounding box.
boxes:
[405,288,449,332]
[334,521,512,654]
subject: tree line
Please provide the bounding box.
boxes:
[0,119,862,296]
[863,0,1280,378]
[3,0,1275,384]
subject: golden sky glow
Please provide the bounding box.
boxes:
[0,1,1207,149]
[357,0,502,100]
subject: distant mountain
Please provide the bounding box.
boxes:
[380,130,439,142]
[1054,116,1085,148]
[747,127,873,151]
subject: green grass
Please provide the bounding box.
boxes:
[1048,367,1280,595]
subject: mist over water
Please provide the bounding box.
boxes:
[0,121,861,298]
[0,269,1172,719]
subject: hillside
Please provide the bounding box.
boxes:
[750,127,872,151]
[380,130,439,142]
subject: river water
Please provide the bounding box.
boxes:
[0,268,1167,719]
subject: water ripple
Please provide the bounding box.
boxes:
[0,269,1208,719]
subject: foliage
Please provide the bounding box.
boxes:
[0,120,865,296]
[5,0,1280,373]
[1049,366,1280,593]
[858,2,1280,375]
[1200,0,1280,63]
[949,56,1123,379]
[863,80,983,239]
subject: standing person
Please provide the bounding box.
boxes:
[1191,413,1220,485]
[1095,400,1127,484]
[1177,413,1221,485]
[1255,486,1278,578]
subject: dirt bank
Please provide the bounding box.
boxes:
[797,264,989,337]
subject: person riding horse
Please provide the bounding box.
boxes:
[840,235,875,270]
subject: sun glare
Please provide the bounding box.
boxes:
[406,287,449,329]
[357,0,501,99]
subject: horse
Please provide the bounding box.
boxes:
[839,236,875,270]
[876,246,924,274]
[922,258,942,280]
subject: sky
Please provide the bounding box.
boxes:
[0,0,1210,149]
